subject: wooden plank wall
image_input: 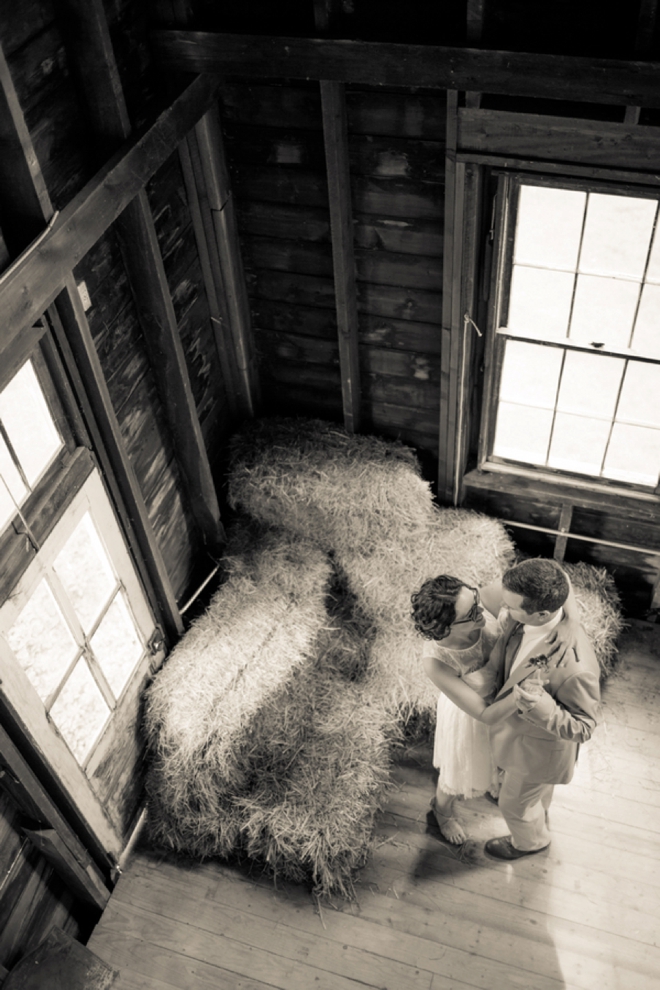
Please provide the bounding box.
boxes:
[0,786,92,979]
[221,80,445,464]
[1,0,230,603]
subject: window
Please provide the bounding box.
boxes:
[481,175,660,493]
[1,479,147,767]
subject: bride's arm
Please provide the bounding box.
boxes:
[423,653,517,724]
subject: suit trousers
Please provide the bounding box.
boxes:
[498,769,554,850]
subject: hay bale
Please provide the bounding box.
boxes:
[143,526,334,858]
[235,662,398,897]
[143,522,397,894]
[228,417,434,554]
[562,560,625,678]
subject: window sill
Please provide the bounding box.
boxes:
[463,465,660,522]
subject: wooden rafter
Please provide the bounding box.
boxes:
[55,0,226,554]
[149,30,660,109]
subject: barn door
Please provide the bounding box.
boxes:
[0,342,164,861]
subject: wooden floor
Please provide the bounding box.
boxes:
[88,619,660,990]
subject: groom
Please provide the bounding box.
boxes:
[484,558,602,860]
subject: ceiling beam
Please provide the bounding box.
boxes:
[149,30,660,109]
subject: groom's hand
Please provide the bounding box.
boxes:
[514,670,548,712]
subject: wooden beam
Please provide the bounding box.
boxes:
[193,109,258,418]
[438,91,460,503]
[0,724,112,901]
[22,828,111,909]
[457,108,660,168]
[320,81,361,433]
[313,1,361,433]
[114,195,227,550]
[54,0,227,552]
[465,0,485,109]
[0,47,53,251]
[553,503,574,562]
[149,30,660,109]
[0,72,221,352]
[177,136,242,419]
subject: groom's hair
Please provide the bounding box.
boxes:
[502,558,569,614]
[410,574,465,640]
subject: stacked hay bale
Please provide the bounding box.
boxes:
[228,418,517,717]
[144,524,397,895]
[144,415,624,895]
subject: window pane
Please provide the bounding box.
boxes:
[602,424,660,486]
[0,362,62,486]
[556,351,624,419]
[630,283,660,358]
[49,659,110,764]
[500,340,563,408]
[579,193,656,279]
[507,266,574,338]
[90,592,143,698]
[569,274,639,349]
[493,402,553,463]
[514,185,586,270]
[547,413,611,474]
[54,513,116,634]
[6,579,78,702]
[616,363,660,428]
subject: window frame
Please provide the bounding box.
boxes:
[478,169,660,500]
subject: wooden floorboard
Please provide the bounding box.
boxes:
[88,619,660,990]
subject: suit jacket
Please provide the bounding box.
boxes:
[487,612,603,784]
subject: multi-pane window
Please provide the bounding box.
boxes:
[486,177,660,490]
[1,476,149,767]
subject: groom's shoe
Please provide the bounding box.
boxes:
[484,836,549,860]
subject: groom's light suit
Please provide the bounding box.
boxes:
[487,611,602,850]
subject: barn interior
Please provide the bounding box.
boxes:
[0,1,659,988]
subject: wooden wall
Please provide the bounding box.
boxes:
[1,0,230,603]
[221,80,446,467]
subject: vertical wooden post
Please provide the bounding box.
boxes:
[193,109,259,419]
[553,503,574,562]
[315,1,361,434]
[320,80,362,433]
[438,90,460,502]
[465,0,486,109]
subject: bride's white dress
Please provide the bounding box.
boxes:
[423,611,502,798]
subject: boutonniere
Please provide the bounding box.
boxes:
[528,653,551,670]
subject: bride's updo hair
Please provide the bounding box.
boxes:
[411,574,465,641]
